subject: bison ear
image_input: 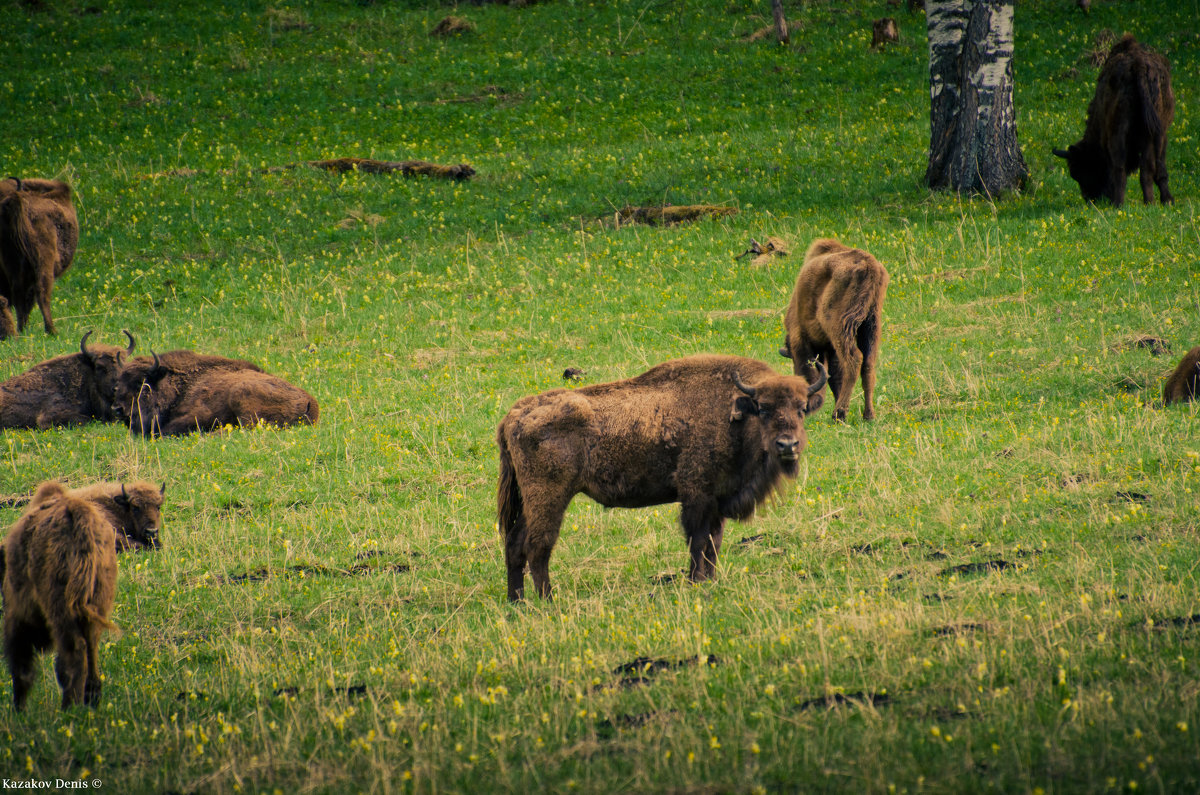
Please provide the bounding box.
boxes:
[730,395,758,422]
[804,392,825,415]
[114,484,131,508]
[1052,147,1071,160]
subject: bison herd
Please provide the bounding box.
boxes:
[0,32,1193,711]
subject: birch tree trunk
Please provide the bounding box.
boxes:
[925,0,1028,195]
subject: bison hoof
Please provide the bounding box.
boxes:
[832,409,848,422]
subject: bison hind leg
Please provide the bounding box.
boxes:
[53,627,88,709]
[520,495,572,601]
[4,622,44,711]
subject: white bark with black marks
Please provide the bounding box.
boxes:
[925,0,1027,195]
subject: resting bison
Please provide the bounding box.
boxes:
[1,479,163,710]
[0,330,136,429]
[0,177,79,338]
[780,238,888,422]
[496,354,827,601]
[1053,34,1174,206]
[113,349,318,436]
[1163,346,1200,406]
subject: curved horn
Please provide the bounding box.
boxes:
[806,359,829,396]
[1052,147,1070,159]
[122,329,136,355]
[80,330,94,359]
[7,177,22,191]
[732,372,757,398]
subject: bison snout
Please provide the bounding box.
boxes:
[775,439,801,460]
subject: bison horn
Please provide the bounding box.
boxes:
[807,359,828,396]
[7,176,21,191]
[80,330,94,359]
[732,372,757,398]
[122,329,136,355]
[1052,147,1070,159]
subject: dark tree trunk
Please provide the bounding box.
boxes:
[925,0,1028,195]
[771,0,789,45]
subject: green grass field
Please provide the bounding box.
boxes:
[2,0,1199,791]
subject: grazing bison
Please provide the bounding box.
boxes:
[780,238,888,422]
[0,330,136,429]
[113,349,318,436]
[1,479,163,710]
[1163,346,1200,407]
[0,177,79,338]
[497,354,827,601]
[1053,34,1174,206]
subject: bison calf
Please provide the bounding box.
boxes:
[0,330,136,429]
[780,238,889,422]
[497,354,826,601]
[0,177,79,338]
[1163,346,1200,406]
[1,479,163,710]
[1053,34,1174,206]
[113,349,318,436]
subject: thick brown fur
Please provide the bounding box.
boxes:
[1163,346,1200,406]
[113,349,317,436]
[1,479,157,711]
[66,481,166,552]
[780,238,889,422]
[0,177,79,337]
[496,354,826,601]
[1054,34,1174,206]
[0,331,136,429]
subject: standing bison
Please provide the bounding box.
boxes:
[780,238,888,422]
[113,349,318,436]
[0,330,136,429]
[1163,346,1200,407]
[1053,34,1174,206]
[0,178,79,338]
[496,354,826,601]
[1,479,163,710]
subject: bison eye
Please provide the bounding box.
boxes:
[758,405,774,418]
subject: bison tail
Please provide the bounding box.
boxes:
[60,498,117,632]
[1137,65,1170,143]
[496,424,523,545]
[0,189,37,266]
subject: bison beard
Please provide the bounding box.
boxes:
[1053,34,1174,206]
[496,355,826,601]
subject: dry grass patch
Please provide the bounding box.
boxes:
[615,204,738,226]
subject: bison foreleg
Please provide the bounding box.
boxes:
[682,500,724,582]
[0,297,15,340]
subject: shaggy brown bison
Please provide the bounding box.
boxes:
[0,177,79,338]
[1053,34,1174,206]
[780,238,888,422]
[0,330,136,429]
[497,354,827,601]
[113,349,318,436]
[1,479,163,710]
[1163,346,1200,406]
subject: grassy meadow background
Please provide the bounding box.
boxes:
[2,0,1200,791]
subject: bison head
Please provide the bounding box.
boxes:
[1053,142,1108,201]
[114,482,166,551]
[80,330,135,411]
[111,350,170,433]
[731,362,827,475]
